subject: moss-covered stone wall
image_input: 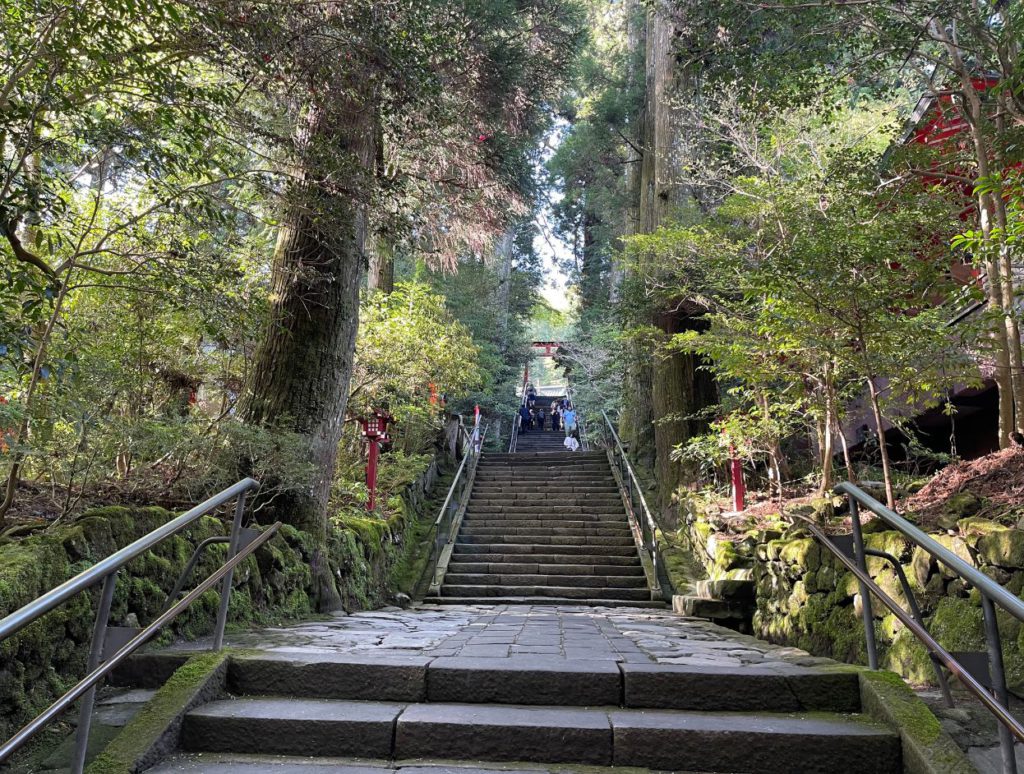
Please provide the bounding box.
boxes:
[754,517,1024,691]
[0,456,445,742]
[669,491,1024,691]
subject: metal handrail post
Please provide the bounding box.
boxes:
[0,478,259,643]
[213,491,248,651]
[70,573,117,774]
[849,499,879,670]
[0,525,278,764]
[982,595,1017,774]
[862,547,953,706]
[804,517,1024,745]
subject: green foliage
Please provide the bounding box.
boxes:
[626,97,980,494]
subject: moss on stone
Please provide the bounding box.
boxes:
[85,650,229,774]
[977,528,1024,570]
[858,670,974,774]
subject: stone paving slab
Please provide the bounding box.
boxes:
[166,604,832,672]
[148,753,689,773]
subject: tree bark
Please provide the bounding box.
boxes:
[366,234,394,294]
[866,377,895,509]
[241,93,376,611]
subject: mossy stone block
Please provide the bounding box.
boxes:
[940,491,983,528]
[977,528,1024,570]
[778,538,820,573]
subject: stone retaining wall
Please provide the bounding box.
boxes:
[0,454,447,741]
[672,495,1024,691]
[755,518,1024,690]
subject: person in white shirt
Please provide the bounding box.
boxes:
[563,434,580,452]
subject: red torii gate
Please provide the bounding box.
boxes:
[522,341,564,390]
[531,340,562,357]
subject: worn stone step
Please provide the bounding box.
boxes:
[481,462,605,468]
[473,476,616,485]
[471,486,620,494]
[673,596,749,621]
[467,505,624,514]
[462,514,629,524]
[463,515,627,526]
[462,517,628,528]
[228,654,429,702]
[147,754,678,774]
[452,543,638,557]
[439,584,651,601]
[608,708,898,772]
[442,573,648,589]
[426,657,622,706]
[446,561,646,576]
[448,552,638,565]
[619,663,862,713]
[465,499,624,508]
[459,526,631,538]
[398,703,896,772]
[183,698,402,758]
[424,596,666,609]
[457,534,635,547]
[481,452,606,458]
[693,579,756,600]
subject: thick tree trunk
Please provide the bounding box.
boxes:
[489,228,515,339]
[366,234,394,294]
[241,94,375,611]
[628,1,717,499]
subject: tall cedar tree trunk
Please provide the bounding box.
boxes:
[242,94,375,611]
[631,2,717,504]
[366,122,394,295]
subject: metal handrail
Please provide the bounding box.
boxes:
[417,423,488,597]
[824,482,1023,774]
[0,477,263,772]
[599,410,671,600]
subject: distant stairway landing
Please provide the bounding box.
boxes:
[428,451,663,607]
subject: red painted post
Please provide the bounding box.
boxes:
[359,409,392,514]
[366,438,380,512]
[730,447,745,512]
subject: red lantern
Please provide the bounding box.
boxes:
[359,409,393,513]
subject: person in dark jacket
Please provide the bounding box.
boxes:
[518,404,531,433]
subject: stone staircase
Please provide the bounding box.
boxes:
[514,424,569,452]
[156,648,902,773]
[428,451,661,607]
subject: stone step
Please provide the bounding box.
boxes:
[462,517,628,528]
[468,496,622,505]
[450,551,641,565]
[439,584,651,601]
[484,451,606,459]
[482,462,606,467]
[452,543,638,557]
[148,754,679,774]
[183,698,898,772]
[446,561,646,576]
[456,535,635,547]
[442,573,648,589]
[424,596,667,609]
[459,526,631,538]
[673,596,750,622]
[471,486,620,494]
[467,505,624,514]
[474,474,616,482]
[481,454,605,463]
